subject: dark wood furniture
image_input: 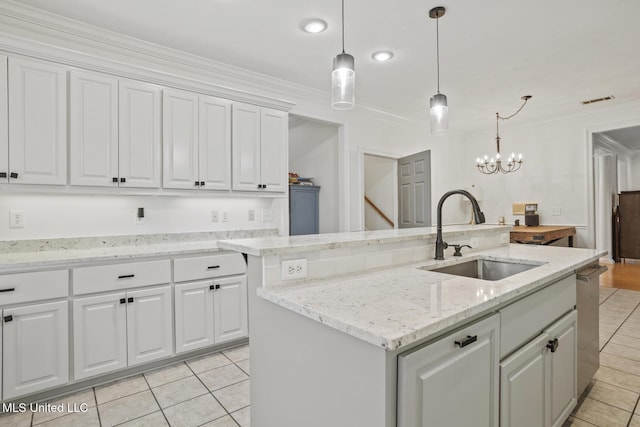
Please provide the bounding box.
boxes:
[617,191,640,261]
[510,225,576,247]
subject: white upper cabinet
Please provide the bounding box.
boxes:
[70,70,161,188]
[0,56,7,184]
[163,89,231,190]
[70,70,119,186]
[232,103,287,192]
[7,57,67,185]
[118,79,162,188]
[163,89,200,189]
[199,95,232,190]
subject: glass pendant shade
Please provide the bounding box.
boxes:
[429,93,448,135]
[331,52,355,110]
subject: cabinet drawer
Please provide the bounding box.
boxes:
[0,270,68,305]
[73,260,171,295]
[174,252,246,282]
[500,274,576,359]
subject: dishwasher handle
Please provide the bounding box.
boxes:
[577,264,608,282]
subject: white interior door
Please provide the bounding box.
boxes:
[398,150,431,228]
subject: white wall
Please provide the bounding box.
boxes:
[289,120,340,234]
[0,193,280,240]
[364,155,394,230]
[631,153,640,190]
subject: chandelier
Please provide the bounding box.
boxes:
[476,95,532,174]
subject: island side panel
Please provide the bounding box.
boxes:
[248,257,394,427]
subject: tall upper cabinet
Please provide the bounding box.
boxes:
[163,89,231,190]
[232,103,287,192]
[0,56,7,182]
[4,57,67,185]
[70,70,162,188]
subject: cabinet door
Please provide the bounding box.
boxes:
[175,281,215,353]
[260,108,288,192]
[199,95,231,190]
[3,301,69,399]
[397,314,500,427]
[69,70,119,187]
[0,55,7,184]
[213,276,248,344]
[119,79,162,188]
[545,310,577,427]
[500,333,549,427]
[232,103,261,191]
[126,286,173,366]
[163,89,199,189]
[8,57,67,185]
[73,293,127,380]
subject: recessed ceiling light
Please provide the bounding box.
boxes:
[302,19,328,34]
[372,51,394,62]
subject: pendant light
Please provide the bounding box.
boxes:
[331,0,355,110]
[476,95,531,175]
[429,6,448,134]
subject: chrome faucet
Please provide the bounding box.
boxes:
[435,190,486,260]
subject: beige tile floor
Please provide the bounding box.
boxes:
[565,287,640,427]
[0,344,250,427]
[3,286,640,427]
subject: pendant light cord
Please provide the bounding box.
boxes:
[436,14,440,93]
[341,0,345,54]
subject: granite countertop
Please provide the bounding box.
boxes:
[217,224,511,256]
[0,229,277,272]
[258,244,605,351]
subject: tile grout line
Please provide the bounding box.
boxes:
[598,297,640,353]
[140,371,172,427]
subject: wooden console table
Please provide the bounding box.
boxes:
[510,225,576,247]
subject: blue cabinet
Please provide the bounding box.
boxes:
[289,185,320,235]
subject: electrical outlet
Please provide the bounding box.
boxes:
[221,210,229,222]
[248,209,255,221]
[211,210,219,222]
[552,207,561,216]
[9,210,25,229]
[262,209,273,222]
[281,259,308,280]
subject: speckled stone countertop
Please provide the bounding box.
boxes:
[258,244,605,351]
[218,224,510,256]
[0,229,277,272]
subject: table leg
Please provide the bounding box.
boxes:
[569,235,574,247]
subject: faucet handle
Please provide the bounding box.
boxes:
[452,244,472,257]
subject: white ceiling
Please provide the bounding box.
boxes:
[12,0,640,131]
[602,125,640,152]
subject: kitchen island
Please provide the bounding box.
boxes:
[218,225,604,427]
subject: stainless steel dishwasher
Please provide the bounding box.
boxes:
[576,264,608,396]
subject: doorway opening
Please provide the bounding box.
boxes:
[288,114,342,235]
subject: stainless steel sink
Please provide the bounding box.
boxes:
[425,259,543,281]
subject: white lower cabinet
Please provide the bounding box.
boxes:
[500,310,577,427]
[397,313,500,427]
[73,285,173,380]
[175,275,247,354]
[2,301,69,399]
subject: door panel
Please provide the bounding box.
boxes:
[199,96,231,190]
[214,276,248,344]
[0,55,7,184]
[8,57,67,185]
[119,79,162,188]
[127,286,173,365]
[260,108,288,191]
[73,293,127,380]
[545,310,577,427]
[163,89,199,189]
[3,301,69,399]
[398,150,431,228]
[232,103,261,191]
[175,281,215,353]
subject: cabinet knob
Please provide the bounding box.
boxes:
[547,338,559,353]
[118,274,135,279]
[3,315,13,323]
[195,181,200,186]
[454,335,478,348]
[10,172,18,179]
[215,284,221,290]
[128,297,134,303]
[200,181,205,186]
[112,177,118,183]
[0,172,7,178]
[209,284,215,290]
[120,298,126,304]
[0,288,16,293]
[120,177,126,183]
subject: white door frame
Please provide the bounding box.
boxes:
[358,148,400,231]
[586,119,640,251]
